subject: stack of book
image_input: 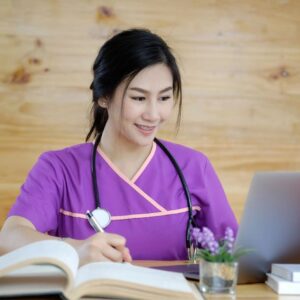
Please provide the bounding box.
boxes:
[266,264,300,294]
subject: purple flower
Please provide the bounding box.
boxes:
[224,227,235,254]
[190,227,203,247]
[203,227,214,238]
[191,227,200,242]
[225,227,234,239]
[207,240,219,254]
[196,232,203,245]
[200,227,217,250]
[190,226,245,262]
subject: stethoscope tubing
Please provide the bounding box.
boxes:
[91,136,195,249]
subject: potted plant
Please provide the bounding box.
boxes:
[190,227,249,295]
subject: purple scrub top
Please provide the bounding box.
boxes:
[8,139,238,260]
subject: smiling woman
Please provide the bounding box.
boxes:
[124,76,174,138]
[0,28,238,266]
[100,63,175,177]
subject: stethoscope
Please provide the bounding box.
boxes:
[87,135,196,255]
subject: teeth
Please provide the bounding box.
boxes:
[136,124,155,131]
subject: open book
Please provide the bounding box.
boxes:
[0,240,202,300]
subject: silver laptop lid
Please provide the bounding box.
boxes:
[235,172,300,283]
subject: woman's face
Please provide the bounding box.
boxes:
[101,63,175,147]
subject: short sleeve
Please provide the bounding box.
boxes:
[8,152,63,234]
[195,157,238,239]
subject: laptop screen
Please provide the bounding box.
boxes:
[235,172,300,283]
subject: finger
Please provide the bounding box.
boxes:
[90,232,125,250]
[101,244,124,262]
[89,233,128,262]
[122,247,132,263]
[104,233,127,248]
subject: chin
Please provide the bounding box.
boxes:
[135,139,154,148]
[130,135,155,148]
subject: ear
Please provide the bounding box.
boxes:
[98,98,108,109]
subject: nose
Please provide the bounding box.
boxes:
[142,100,159,122]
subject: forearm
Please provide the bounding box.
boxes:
[0,226,53,254]
[0,217,80,255]
[0,217,131,265]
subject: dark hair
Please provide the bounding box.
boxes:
[86,28,182,141]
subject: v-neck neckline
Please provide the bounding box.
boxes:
[96,141,157,184]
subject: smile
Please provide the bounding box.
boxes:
[135,124,157,135]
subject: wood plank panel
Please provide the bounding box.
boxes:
[1,0,300,226]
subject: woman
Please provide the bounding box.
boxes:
[0,29,238,265]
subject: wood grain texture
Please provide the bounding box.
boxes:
[1,0,300,227]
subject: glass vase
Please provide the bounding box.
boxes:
[199,259,238,295]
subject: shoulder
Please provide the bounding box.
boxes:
[41,143,91,158]
[156,139,208,163]
[38,143,92,168]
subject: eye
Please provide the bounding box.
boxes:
[159,96,171,101]
[131,96,145,101]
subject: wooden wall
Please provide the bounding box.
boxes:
[1,0,300,227]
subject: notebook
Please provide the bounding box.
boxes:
[235,172,300,283]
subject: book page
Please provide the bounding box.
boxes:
[0,265,67,296]
[75,262,193,292]
[0,240,79,291]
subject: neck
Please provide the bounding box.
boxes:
[99,126,153,166]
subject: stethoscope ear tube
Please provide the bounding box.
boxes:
[153,138,196,249]
[91,135,101,208]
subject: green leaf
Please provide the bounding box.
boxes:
[192,245,253,263]
[232,248,254,260]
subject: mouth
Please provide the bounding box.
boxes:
[135,124,157,136]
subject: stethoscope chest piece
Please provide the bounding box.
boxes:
[91,207,111,229]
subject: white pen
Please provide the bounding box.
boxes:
[86,210,128,263]
[86,210,104,233]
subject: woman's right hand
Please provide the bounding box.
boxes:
[66,232,132,266]
[0,216,132,266]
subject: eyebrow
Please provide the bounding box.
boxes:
[128,86,173,94]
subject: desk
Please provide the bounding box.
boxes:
[134,260,300,300]
[7,261,299,300]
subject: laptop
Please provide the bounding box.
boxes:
[152,172,300,283]
[236,172,300,283]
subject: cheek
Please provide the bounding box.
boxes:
[122,103,142,121]
[160,103,174,120]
